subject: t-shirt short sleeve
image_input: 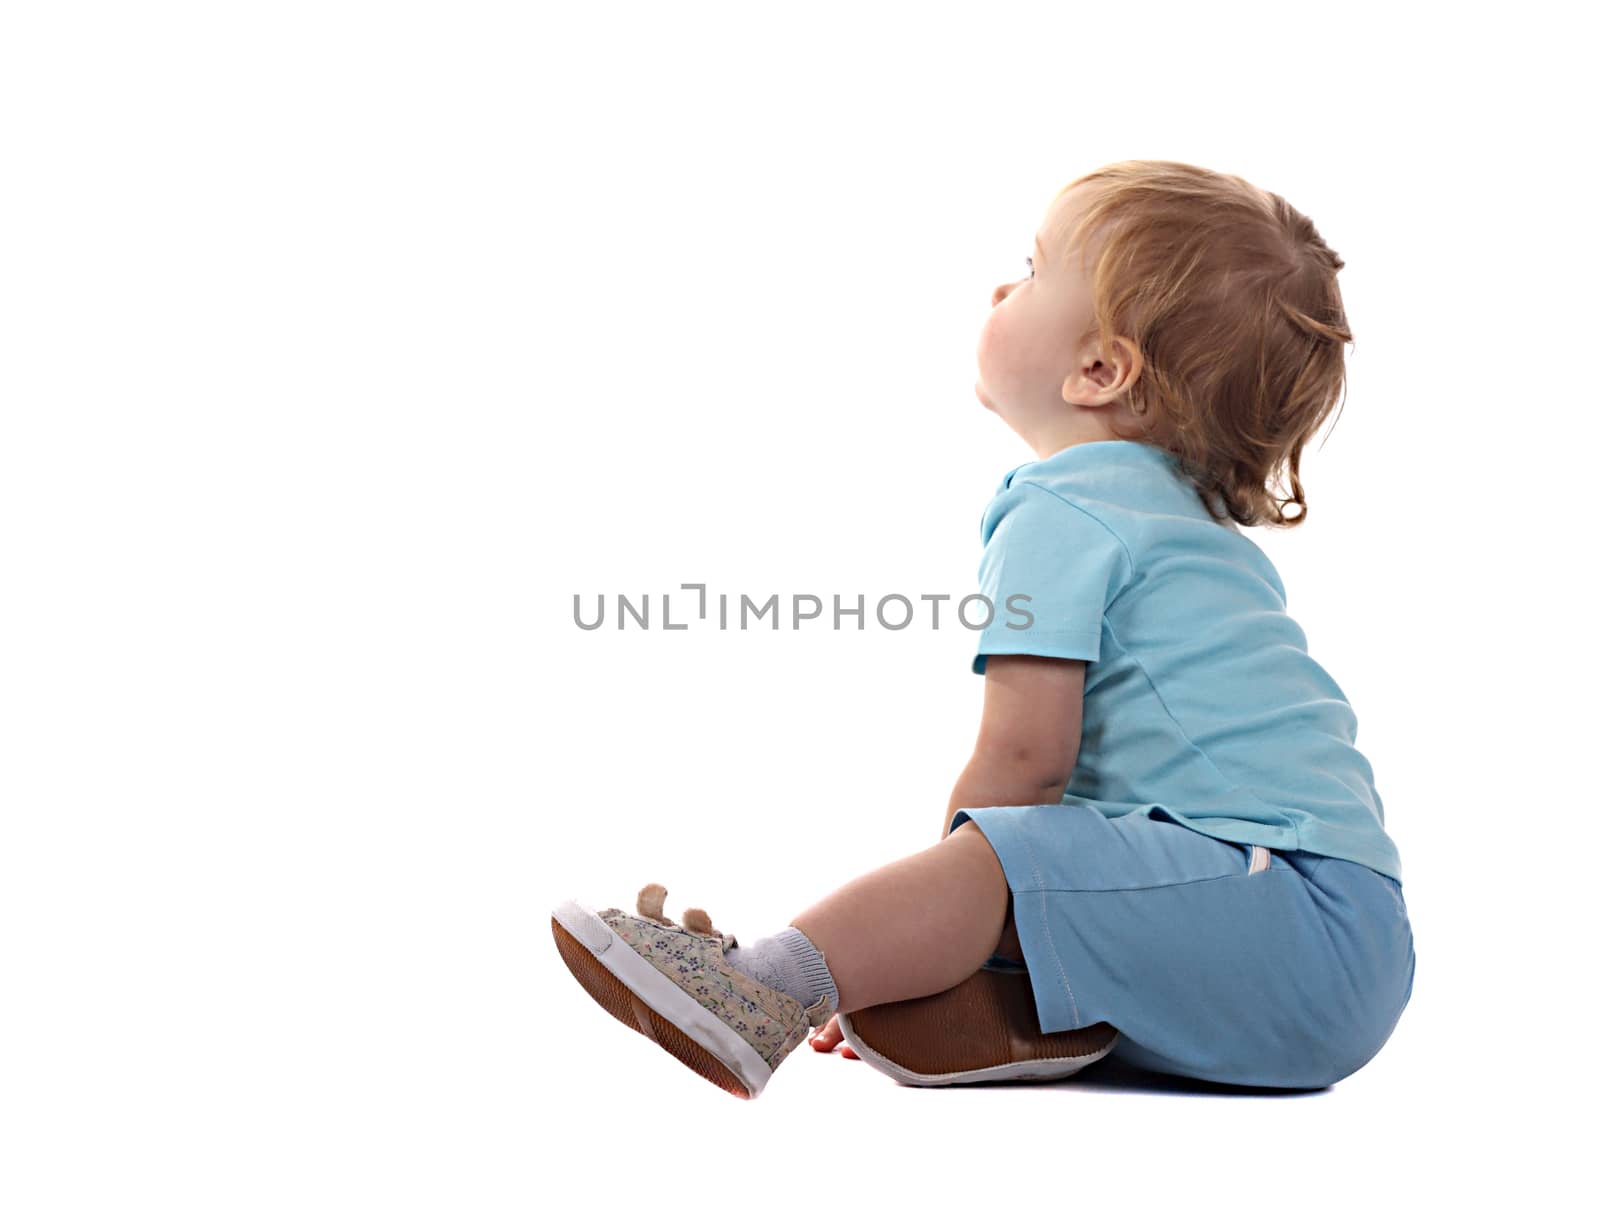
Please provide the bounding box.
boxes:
[971,482,1130,674]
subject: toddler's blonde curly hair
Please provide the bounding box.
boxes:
[1056,160,1354,529]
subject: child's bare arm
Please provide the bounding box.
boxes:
[940,654,1086,838]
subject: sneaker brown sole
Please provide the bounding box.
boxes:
[551,915,755,1099]
[836,964,1119,1086]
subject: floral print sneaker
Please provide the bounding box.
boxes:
[551,883,833,1099]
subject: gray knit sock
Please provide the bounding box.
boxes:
[723,926,839,1017]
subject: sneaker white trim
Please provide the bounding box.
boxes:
[834,1011,1119,1087]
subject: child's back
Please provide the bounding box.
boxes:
[971,438,1402,882]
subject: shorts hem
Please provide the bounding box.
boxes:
[948,805,1086,1033]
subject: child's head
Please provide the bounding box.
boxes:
[975,159,1353,528]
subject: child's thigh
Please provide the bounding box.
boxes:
[949,801,1412,1089]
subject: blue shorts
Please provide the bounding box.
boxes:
[948,802,1415,1090]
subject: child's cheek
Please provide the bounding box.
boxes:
[978,307,1048,398]
[975,308,1014,381]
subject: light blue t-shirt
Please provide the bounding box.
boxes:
[971,438,1402,883]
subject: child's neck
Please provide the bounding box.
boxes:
[1019,415,1126,462]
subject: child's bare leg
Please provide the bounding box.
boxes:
[790,820,1011,1015]
[995,896,1024,961]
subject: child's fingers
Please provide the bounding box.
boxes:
[809,1014,843,1052]
[808,1014,862,1059]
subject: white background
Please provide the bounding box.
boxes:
[3,2,1593,1210]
